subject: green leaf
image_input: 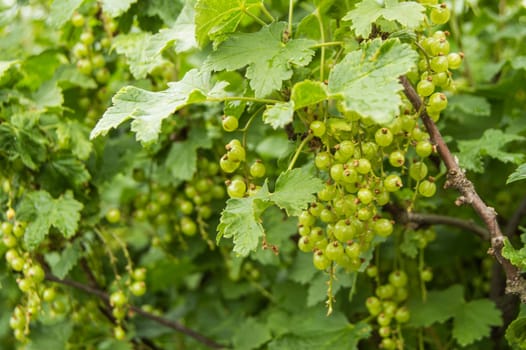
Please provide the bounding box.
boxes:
[268,309,371,350]
[205,22,315,97]
[452,299,502,346]
[232,317,272,350]
[446,94,491,118]
[44,241,83,279]
[343,0,425,38]
[195,0,262,46]
[112,4,196,79]
[165,127,213,181]
[506,317,526,350]
[270,168,325,216]
[44,155,91,186]
[90,69,227,143]
[263,101,294,129]
[49,0,84,28]
[0,60,18,80]
[408,284,464,327]
[507,163,526,184]
[32,81,63,109]
[291,80,328,110]
[26,321,73,350]
[502,238,526,271]
[217,186,271,256]
[511,56,526,70]
[100,0,138,17]
[289,253,319,284]
[328,38,417,124]
[17,191,83,250]
[55,121,93,160]
[457,129,525,173]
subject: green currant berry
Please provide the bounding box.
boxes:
[250,160,266,178]
[388,150,405,167]
[110,290,128,307]
[430,55,449,73]
[409,161,428,180]
[375,128,393,147]
[130,281,146,296]
[220,155,240,173]
[384,174,403,192]
[222,115,239,132]
[315,151,331,170]
[416,78,435,97]
[180,216,197,236]
[430,4,451,25]
[448,52,463,69]
[71,12,85,27]
[373,218,393,237]
[395,306,410,323]
[415,140,433,157]
[388,270,408,288]
[310,120,326,137]
[105,208,121,224]
[313,250,330,270]
[418,180,437,197]
[324,241,344,261]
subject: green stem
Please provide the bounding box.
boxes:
[259,3,275,22]
[419,247,427,302]
[207,96,281,104]
[243,8,268,26]
[310,41,344,49]
[287,134,313,171]
[287,0,294,37]
[315,10,326,82]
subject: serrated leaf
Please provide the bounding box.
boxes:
[446,94,491,118]
[100,0,138,17]
[263,101,294,129]
[232,317,272,350]
[452,299,502,346]
[205,22,315,97]
[343,0,425,38]
[505,317,526,350]
[45,155,91,186]
[328,38,417,124]
[507,163,526,184]
[291,80,328,109]
[55,121,92,160]
[90,69,227,143]
[217,186,271,256]
[268,309,371,350]
[289,253,319,284]
[165,127,213,181]
[195,0,262,46]
[49,0,84,28]
[457,129,525,173]
[270,168,325,216]
[408,285,465,327]
[502,238,526,271]
[17,191,83,250]
[112,4,196,79]
[44,241,83,279]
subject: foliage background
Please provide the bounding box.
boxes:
[0,0,526,349]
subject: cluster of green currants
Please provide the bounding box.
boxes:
[219,136,267,199]
[108,267,146,341]
[297,101,438,271]
[2,210,59,343]
[70,11,114,84]
[129,158,225,241]
[416,2,463,121]
[365,268,411,350]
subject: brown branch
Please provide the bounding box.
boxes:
[400,75,526,302]
[405,212,489,240]
[44,273,226,349]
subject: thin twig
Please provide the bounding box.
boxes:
[504,196,526,237]
[44,273,226,349]
[406,212,489,240]
[400,75,526,302]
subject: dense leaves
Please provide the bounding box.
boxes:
[1,0,525,349]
